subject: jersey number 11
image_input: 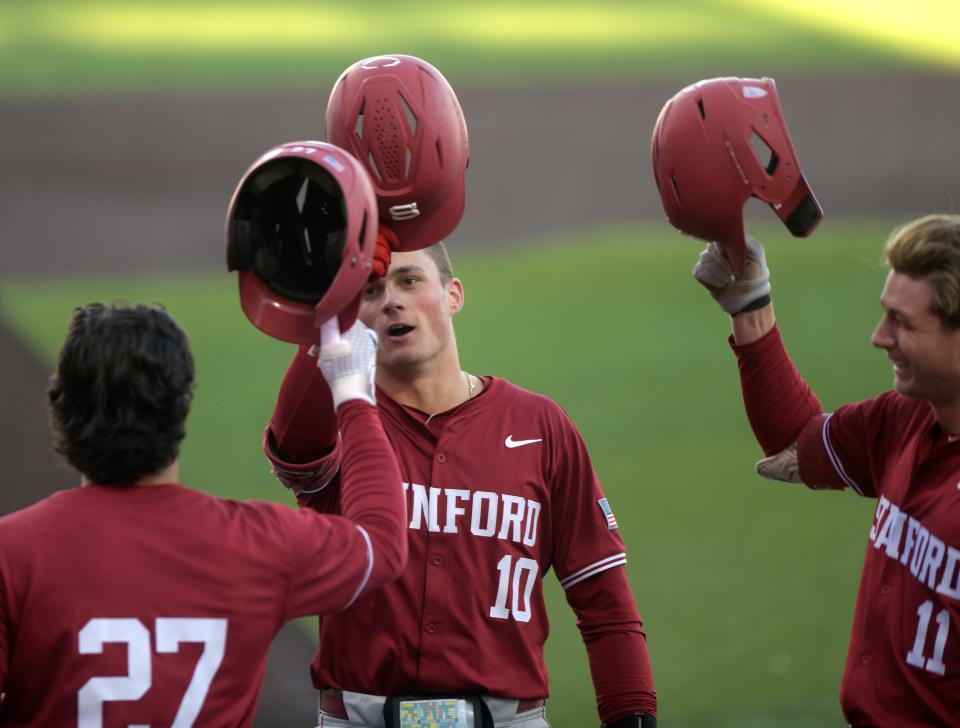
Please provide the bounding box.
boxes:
[906,599,949,676]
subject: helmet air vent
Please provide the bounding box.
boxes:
[354,100,365,145]
[373,95,402,180]
[398,93,418,135]
[670,174,682,205]
[750,131,779,176]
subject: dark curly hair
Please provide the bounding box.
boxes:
[48,302,195,484]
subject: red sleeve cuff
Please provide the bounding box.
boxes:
[264,425,342,494]
[797,413,861,493]
[727,324,779,356]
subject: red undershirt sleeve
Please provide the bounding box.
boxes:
[264,345,343,494]
[269,345,339,461]
[728,325,823,456]
[566,566,657,723]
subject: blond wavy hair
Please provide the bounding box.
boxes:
[884,214,960,329]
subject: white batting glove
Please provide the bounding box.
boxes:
[310,318,378,410]
[692,235,771,315]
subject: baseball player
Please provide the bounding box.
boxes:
[697,218,960,726]
[256,54,658,728]
[0,167,407,723]
[654,78,959,726]
[267,243,657,728]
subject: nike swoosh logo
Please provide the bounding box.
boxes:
[505,435,543,449]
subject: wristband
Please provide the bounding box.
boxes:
[734,293,772,316]
[602,713,657,728]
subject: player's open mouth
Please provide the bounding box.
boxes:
[387,324,415,339]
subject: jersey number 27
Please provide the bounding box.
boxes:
[77,617,227,728]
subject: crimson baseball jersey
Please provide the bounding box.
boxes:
[796,393,960,726]
[0,401,404,727]
[271,376,629,699]
[732,327,960,726]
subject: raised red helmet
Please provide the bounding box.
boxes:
[651,77,823,271]
[225,141,377,344]
[326,54,469,251]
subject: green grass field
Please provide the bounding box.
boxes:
[2,0,949,720]
[0,220,898,725]
[2,0,957,93]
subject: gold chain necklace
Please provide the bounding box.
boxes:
[425,371,476,426]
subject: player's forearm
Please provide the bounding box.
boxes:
[335,400,408,587]
[586,629,657,722]
[566,568,657,722]
[731,301,776,345]
[729,323,823,456]
[268,345,339,463]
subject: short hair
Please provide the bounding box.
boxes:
[424,241,454,284]
[48,302,195,484]
[884,214,960,329]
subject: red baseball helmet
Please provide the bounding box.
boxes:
[225,141,377,344]
[651,77,823,271]
[326,54,469,251]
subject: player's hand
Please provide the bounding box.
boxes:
[370,225,399,280]
[693,235,771,315]
[312,318,378,410]
[755,443,803,484]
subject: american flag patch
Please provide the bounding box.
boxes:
[597,498,618,530]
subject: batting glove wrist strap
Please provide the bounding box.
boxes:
[693,236,771,315]
[734,293,772,315]
[311,320,378,410]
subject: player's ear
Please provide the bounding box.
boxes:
[447,277,464,316]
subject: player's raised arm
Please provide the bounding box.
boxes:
[265,345,343,502]
[693,235,823,478]
[311,318,408,594]
[264,230,398,506]
[651,76,825,483]
[224,140,388,504]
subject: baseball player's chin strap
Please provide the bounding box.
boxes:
[602,713,657,728]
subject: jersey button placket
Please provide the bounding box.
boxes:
[419,435,454,685]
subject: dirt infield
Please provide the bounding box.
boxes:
[1,76,957,725]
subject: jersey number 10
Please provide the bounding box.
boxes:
[489,554,539,623]
[77,617,227,728]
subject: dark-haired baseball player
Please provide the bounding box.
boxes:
[0,303,406,726]
[694,215,960,726]
[267,243,657,728]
